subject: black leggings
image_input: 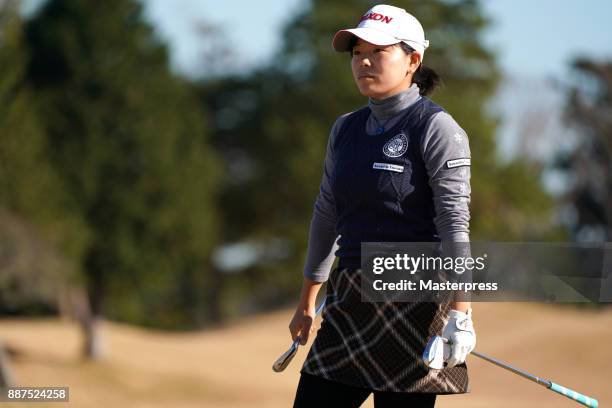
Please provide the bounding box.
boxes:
[293,372,437,408]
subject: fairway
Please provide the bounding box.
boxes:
[0,302,610,407]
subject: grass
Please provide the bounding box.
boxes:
[0,302,610,407]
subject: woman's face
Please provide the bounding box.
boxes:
[351,39,420,100]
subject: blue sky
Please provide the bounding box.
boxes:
[22,0,612,78]
[142,0,612,79]
[481,0,612,78]
[143,0,305,77]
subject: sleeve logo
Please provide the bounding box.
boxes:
[446,158,471,168]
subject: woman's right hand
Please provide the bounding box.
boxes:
[290,277,324,345]
[289,303,317,346]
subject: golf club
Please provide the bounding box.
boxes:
[272,298,326,372]
[423,336,598,408]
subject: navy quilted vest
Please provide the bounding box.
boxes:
[331,96,445,268]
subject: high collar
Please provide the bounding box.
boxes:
[368,83,421,121]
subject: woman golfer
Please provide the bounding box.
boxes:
[289,4,476,407]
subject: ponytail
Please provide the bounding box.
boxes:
[399,43,441,96]
[412,64,441,96]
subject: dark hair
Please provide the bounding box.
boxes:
[349,38,441,96]
[398,43,441,96]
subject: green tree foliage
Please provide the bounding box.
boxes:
[199,0,554,309]
[0,1,85,314]
[23,0,220,329]
[556,59,612,241]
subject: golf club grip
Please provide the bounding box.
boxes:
[548,382,598,408]
[438,338,598,406]
[470,349,598,406]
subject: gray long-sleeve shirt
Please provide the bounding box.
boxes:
[304,83,471,282]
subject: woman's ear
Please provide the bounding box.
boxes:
[411,53,422,69]
[405,53,420,76]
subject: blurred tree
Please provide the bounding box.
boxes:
[23,0,220,357]
[0,0,19,387]
[0,0,86,305]
[555,59,612,241]
[0,0,75,386]
[198,0,554,312]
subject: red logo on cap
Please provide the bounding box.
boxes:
[359,12,393,24]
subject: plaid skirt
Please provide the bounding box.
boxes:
[300,267,469,394]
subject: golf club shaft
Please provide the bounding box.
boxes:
[441,337,598,407]
[314,297,327,317]
[470,350,549,387]
[471,350,598,407]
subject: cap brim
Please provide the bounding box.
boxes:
[332,27,400,52]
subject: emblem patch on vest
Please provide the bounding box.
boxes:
[383,133,408,158]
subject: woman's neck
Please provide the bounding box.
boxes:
[368,83,420,121]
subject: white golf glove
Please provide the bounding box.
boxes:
[441,308,476,368]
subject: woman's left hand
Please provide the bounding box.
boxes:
[441,308,476,367]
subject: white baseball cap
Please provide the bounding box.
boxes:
[332,4,430,62]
